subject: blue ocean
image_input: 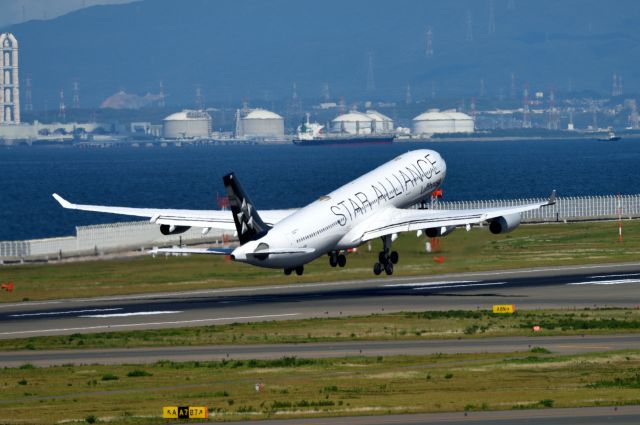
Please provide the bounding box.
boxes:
[2,139,640,241]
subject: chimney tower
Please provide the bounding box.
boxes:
[0,33,20,124]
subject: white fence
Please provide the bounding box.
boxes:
[429,194,640,222]
[0,221,228,261]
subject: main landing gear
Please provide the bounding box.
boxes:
[373,235,399,276]
[328,251,347,268]
[284,265,304,276]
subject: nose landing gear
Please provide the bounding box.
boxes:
[284,265,304,276]
[373,235,399,276]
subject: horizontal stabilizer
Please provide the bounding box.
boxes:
[150,247,235,255]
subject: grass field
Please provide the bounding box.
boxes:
[1,351,639,424]
[2,308,639,351]
[1,220,639,302]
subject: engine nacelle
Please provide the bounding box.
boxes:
[489,213,521,234]
[160,224,191,235]
[425,226,456,238]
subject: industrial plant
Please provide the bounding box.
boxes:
[2,25,640,147]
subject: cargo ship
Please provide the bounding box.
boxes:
[293,115,394,146]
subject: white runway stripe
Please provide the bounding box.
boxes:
[384,281,478,288]
[569,279,640,286]
[413,282,507,290]
[0,313,301,336]
[589,273,640,279]
[10,308,122,318]
[80,311,182,318]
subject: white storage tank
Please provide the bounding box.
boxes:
[240,109,284,138]
[163,110,212,139]
[412,109,474,136]
[331,111,374,135]
[366,110,394,133]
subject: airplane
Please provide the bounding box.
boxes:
[53,149,555,276]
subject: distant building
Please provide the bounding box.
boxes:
[330,110,394,135]
[239,109,284,138]
[0,33,20,124]
[331,111,374,135]
[366,110,394,133]
[162,110,212,139]
[412,109,474,136]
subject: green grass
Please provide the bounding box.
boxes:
[1,220,639,302]
[1,351,639,424]
[1,308,638,351]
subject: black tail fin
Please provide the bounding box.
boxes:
[223,173,270,245]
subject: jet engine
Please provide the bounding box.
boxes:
[488,213,521,234]
[425,226,456,238]
[160,224,191,235]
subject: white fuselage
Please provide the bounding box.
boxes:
[232,149,446,268]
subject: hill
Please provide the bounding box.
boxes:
[5,0,640,107]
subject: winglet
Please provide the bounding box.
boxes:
[52,193,74,209]
[547,190,557,205]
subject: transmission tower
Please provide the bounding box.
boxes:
[479,78,485,98]
[72,81,80,109]
[366,52,376,92]
[465,10,474,42]
[510,72,516,99]
[195,86,204,110]
[24,76,33,112]
[547,88,559,130]
[234,109,242,138]
[425,27,433,57]
[629,100,639,129]
[522,85,531,128]
[158,81,165,107]
[321,82,330,102]
[405,84,412,105]
[58,89,66,123]
[470,97,477,121]
[488,0,496,35]
[617,75,623,96]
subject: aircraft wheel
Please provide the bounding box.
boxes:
[295,265,304,276]
[373,262,383,275]
[378,251,387,264]
[337,254,347,267]
[284,268,292,276]
[329,254,338,267]
[384,262,394,276]
[390,251,399,265]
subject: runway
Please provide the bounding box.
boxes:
[221,406,640,425]
[1,262,640,338]
[1,334,638,367]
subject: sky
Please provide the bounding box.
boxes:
[0,0,135,27]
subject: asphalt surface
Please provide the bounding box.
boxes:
[1,262,640,339]
[0,334,638,367]
[218,406,640,425]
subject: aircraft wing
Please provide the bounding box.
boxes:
[52,193,295,231]
[356,191,556,242]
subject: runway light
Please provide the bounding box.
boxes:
[532,325,541,332]
[433,256,445,264]
[1,282,14,292]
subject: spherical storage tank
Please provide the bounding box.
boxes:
[412,109,474,135]
[163,110,212,139]
[240,109,284,138]
[331,111,374,135]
